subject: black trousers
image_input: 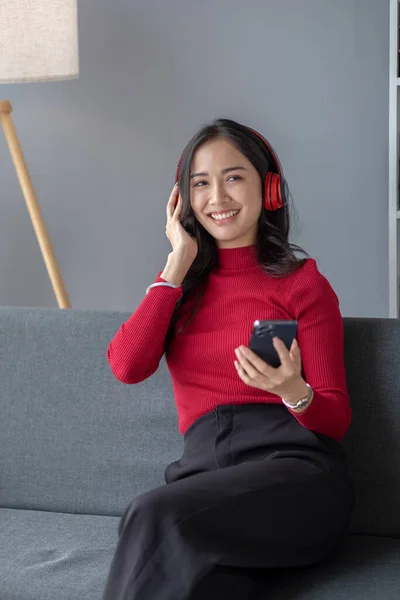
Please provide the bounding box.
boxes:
[101,404,355,600]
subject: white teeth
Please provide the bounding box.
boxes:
[210,209,240,221]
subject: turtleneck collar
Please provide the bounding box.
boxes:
[216,244,259,271]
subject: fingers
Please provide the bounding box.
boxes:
[289,338,301,365]
[234,348,259,379]
[167,183,180,220]
[273,337,302,372]
[234,346,275,379]
[172,194,182,221]
[235,339,298,378]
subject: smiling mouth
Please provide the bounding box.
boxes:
[207,209,241,223]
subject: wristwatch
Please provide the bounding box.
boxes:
[281,383,314,411]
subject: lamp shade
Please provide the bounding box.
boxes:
[0,0,79,83]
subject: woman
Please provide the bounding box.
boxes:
[102,118,355,600]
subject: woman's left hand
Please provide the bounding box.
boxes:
[234,337,308,403]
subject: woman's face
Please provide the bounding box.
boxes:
[189,137,263,249]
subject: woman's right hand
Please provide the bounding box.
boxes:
[165,183,198,261]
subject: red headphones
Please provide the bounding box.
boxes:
[175,126,286,211]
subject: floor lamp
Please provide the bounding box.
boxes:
[0,0,79,309]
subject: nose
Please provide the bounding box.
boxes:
[209,179,228,206]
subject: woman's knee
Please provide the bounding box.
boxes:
[117,486,167,537]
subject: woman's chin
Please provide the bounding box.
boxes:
[202,220,241,237]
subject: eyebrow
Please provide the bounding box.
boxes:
[190,166,247,179]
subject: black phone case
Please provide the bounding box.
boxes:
[249,320,298,368]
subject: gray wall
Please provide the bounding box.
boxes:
[0,0,389,317]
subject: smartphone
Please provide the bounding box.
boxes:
[249,320,298,368]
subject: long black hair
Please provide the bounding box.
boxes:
[164,118,309,352]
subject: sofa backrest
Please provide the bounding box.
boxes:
[0,307,182,517]
[0,308,399,537]
[342,317,400,538]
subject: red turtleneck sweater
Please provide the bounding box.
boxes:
[107,245,351,441]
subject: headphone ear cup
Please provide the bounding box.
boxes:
[264,173,284,211]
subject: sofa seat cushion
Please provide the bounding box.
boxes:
[1,508,399,600]
[0,508,117,600]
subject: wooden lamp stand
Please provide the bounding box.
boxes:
[0,100,71,308]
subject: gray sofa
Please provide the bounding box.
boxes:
[0,306,399,599]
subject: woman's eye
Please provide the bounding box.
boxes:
[193,176,241,187]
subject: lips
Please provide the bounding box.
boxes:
[207,209,241,225]
[207,209,240,217]
[207,208,240,221]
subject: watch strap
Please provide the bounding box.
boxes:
[281,383,313,411]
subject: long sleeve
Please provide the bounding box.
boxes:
[107,273,183,384]
[287,259,352,441]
